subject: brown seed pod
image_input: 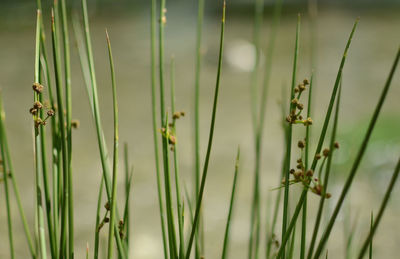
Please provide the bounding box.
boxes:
[291,98,299,105]
[33,101,43,110]
[71,120,80,129]
[299,84,306,92]
[297,103,304,110]
[303,79,310,85]
[298,140,305,149]
[326,193,332,199]
[29,107,38,115]
[315,153,321,160]
[104,217,110,223]
[47,109,55,117]
[104,201,110,211]
[32,82,44,93]
[334,142,340,149]
[180,111,185,117]
[172,112,181,120]
[306,169,314,176]
[168,135,176,145]
[290,169,295,174]
[323,148,330,157]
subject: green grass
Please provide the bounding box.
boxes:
[0,1,399,259]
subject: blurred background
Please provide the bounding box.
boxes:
[0,0,399,258]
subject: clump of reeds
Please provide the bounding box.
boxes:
[0,0,399,259]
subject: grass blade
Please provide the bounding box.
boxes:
[221,148,240,259]
[79,1,126,257]
[193,0,205,255]
[150,0,168,257]
[59,0,74,256]
[357,158,400,259]
[94,178,104,259]
[185,2,226,258]
[281,14,301,259]
[35,10,47,259]
[307,82,342,259]
[105,30,119,259]
[170,57,185,259]
[300,72,314,259]
[313,46,400,259]
[0,93,15,259]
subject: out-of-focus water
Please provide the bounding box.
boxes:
[0,2,399,258]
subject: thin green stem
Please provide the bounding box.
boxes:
[94,178,104,259]
[60,0,74,257]
[150,0,168,257]
[170,57,185,259]
[281,15,300,259]
[221,148,240,259]
[35,10,47,259]
[0,98,15,259]
[106,30,119,259]
[51,8,69,258]
[307,84,341,259]
[79,1,126,257]
[194,0,205,256]
[301,72,314,259]
[185,2,226,258]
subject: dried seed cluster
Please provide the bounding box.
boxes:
[29,83,55,128]
[286,79,313,126]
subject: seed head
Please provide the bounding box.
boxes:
[334,142,340,149]
[33,101,43,110]
[323,148,330,157]
[104,201,110,211]
[304,117,313,126]
[291,98,299,105]
[299,84,306,92]
[326,193,332,199]
[71,120,80,129]
[298,140,305,149]
[180,111,185,117]
[306,169,314,176]
[29,107,38,115]
[32,83,44,93]
[47,109,55,117]
[303,79,310,85]
[173,112,180,120]
[315,153,321,160]
[104,217,110,223]
[168,135,176,145]
[297,103,304,110]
